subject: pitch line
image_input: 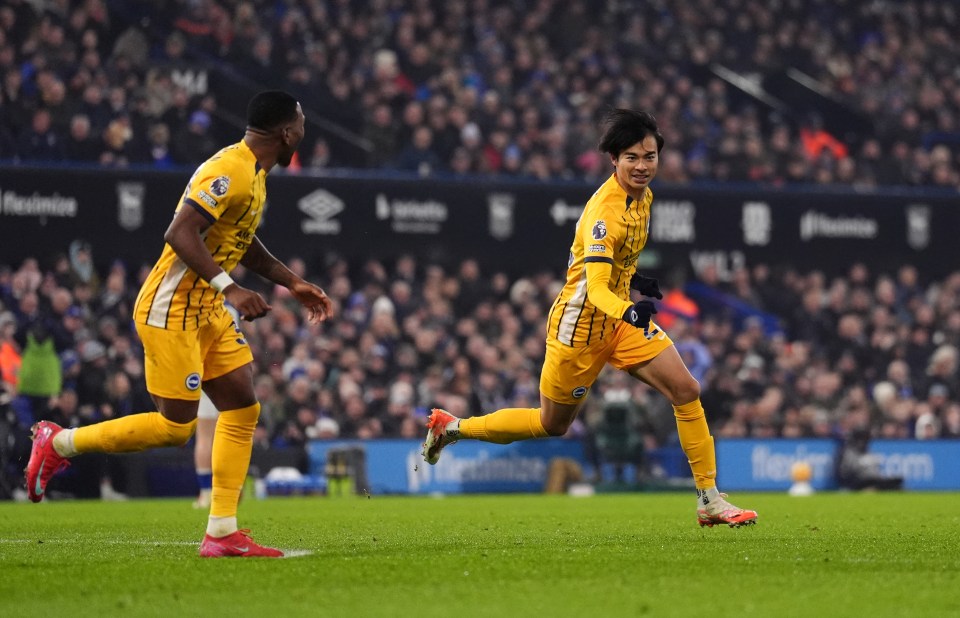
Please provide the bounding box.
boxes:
[1,538,315,557]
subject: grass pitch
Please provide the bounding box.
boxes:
[1,492,958,617]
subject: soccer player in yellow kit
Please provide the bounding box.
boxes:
[25,91,334,555]
[423,109,757,527]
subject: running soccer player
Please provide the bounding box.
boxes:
[423,109,757,528]
[25,91,334,556]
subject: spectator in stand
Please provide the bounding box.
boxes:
[0,312,22,391]
[799,113,848,162]
[145,122,175,168]
[98,116,139,167]
[394,125,442,176]
[64,113,100,162]
[172,110,218,165]
[363,103,399,168]
[17,108,64,162]
[305,138,331,171]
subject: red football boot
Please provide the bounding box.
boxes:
[25,421,71,503]
[199,529,284,558]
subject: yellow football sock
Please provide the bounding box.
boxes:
[72,412,196,453]
[673,399,717,490]
[458,408,549,444]
[210,402,260,518]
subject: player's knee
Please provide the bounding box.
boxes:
[542,416,571,437]
[673,378,701,407]
[163,418,197,447]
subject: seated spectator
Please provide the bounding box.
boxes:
[17,108,64,162]
[393,125,442,176]
[172,110,218,165]
[64,114,101,162]
[145,122,175,168]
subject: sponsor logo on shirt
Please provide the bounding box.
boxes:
[197,190,218,207]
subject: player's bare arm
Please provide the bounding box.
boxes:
[240,235,334,323]
[164,205,271,321]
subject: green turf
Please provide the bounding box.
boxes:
[1,492,958,617]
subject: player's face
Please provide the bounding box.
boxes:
[277,103,306,167]
[612,135,659,197]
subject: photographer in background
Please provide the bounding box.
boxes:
[836,428,904,491]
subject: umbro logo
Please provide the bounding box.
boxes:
[299,189,344,235]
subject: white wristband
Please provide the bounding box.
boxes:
[209,271,235,293]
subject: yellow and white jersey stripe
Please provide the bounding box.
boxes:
[546,174,652,347]
[134,141,266,330]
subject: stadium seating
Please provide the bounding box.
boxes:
[1,1,957,185]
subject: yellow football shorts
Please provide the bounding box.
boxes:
[539,319,673,404]
[135,308,253,400]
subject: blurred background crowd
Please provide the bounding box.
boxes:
[3,1,959,497]
[1,0,959,187]
[3,247,959,461]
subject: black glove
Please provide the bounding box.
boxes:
[630,273,663,299]
[622,300,658,335]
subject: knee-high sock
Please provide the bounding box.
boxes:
[210,403,259,518]
[71,412,196,453]
[673,399,717,490]
[458,408,549,444]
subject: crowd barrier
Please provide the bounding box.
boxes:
[38,437,959,498]
[2,166,958,279]
[306,438,586,494]
[717,438,960,491]
[302,438,960,495]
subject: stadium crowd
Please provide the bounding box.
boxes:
[1,0,959,187]
[2,246,959,473]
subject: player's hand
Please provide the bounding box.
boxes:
[622,300,658,337]
[223,284,272,321]
[630,273,663,299]
[289,279,334,323]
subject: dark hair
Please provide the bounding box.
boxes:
[247,90,299,131]
[598,109,664,157]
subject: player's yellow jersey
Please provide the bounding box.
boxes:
[134,140,266,330]
[546,174,653,347]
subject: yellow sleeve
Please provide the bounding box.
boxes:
[585,260,632,319]
[580,203,632,319]
[182,157,246,223]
